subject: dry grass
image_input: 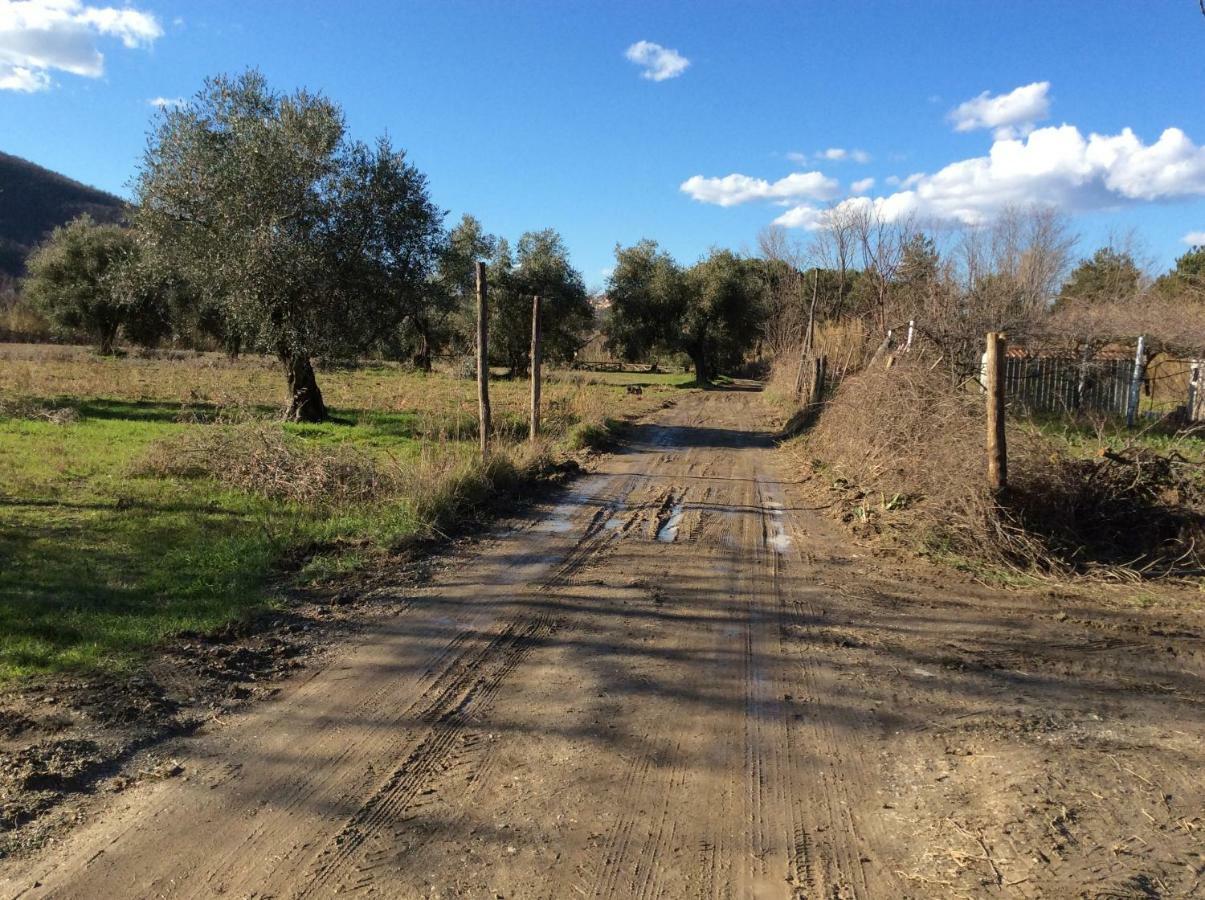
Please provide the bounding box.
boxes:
[138,425,390,506]
[797,354,1205,577]
[764,319,872,413]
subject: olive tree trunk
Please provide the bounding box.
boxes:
[97,326,118,356]
[283,353,327,422]
[412,322,433,372]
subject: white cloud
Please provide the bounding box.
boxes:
[624,40,689,82]
[772,205,826,230]
[949,81,1051,140]
[1184,231,1205,246]
[773,124,1205,230]
[147,95,182,108]
[791,147,871,165]
[850,177,876,194]
[0,63,48,90]
[0,0,161,92]
[680,171,839,207]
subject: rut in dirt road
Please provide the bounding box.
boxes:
[2,387,1203,899]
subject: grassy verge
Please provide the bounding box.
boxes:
[1027,415,1205,462]
[0,345,692,680]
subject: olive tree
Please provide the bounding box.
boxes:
[134,70,443,421]
[605,239,686,366]
[606,241,764,384]
[487,229,592,375]
[433,214,498,359]
[23,215,166,354]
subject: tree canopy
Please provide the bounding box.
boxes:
[23,215,161,354]
[487,228,592,374]
[1153,245,1205,303]
[133,70,443,420]
[605,241,765,383]
[1056,246,1143,308]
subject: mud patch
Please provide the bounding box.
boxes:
[654,493,686,543]
[0,604,351,856]
[764,501,792,554]
[0,712,36,741]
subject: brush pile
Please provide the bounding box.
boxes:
[138,425,390,506]
[801,356,1204,576]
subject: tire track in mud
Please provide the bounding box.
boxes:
[755,475,893,899]
[293,471,646,898]
[296,615,553,897]
[190,477,643,898]
[563,440,731,900]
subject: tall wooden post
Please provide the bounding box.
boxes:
[793,269,821,397]
[529,294,542,442]
[1126,335,1146,428]
[1189,361,1203,423]
[985,332,1007,492]
[475,262,491,459]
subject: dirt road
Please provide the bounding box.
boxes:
[3,388,1202,898]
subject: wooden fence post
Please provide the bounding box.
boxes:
[475,262,491,459]
[985,332,1007,492]
[869,329,893,367]
[529,294,542,442]
[808,355,827,407]
[1126,335,1146,428]
[792,270,821,397]
[1188,360,1203,423]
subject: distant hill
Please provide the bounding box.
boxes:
[0,151,128,278]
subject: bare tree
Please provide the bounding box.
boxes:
[852,204,912,332]
[811,202,857,318]
[756,225,810,356]
[896,206,1078,381]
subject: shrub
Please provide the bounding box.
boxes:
[800,355,1204,575]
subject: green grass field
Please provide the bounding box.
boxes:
[0,345,693,680]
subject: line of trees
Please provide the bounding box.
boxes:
[21,70,1205,412]
[746,203,1205,382]
[20,70,593,422]
[597,204,1205,390]
[604,242,768,384]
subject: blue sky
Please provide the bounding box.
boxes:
[2,0,1204,288]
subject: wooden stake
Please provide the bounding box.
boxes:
[529,294,542,442]
[985,332,1007,492]
[793,269,820,397]
[1126,335,1146,428]
[475,262,491,459]
[1189,360,1203,423]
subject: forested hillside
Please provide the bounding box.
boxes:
[0,151,126,277]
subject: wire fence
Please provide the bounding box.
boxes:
[1003,355,1131,417]
[1001,347,1202,423]
[792,322,1205,426]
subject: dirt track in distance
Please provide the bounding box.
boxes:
[2,386,1202,898]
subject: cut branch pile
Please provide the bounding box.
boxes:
[799,355,1204,577]
[137,426,389,507]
